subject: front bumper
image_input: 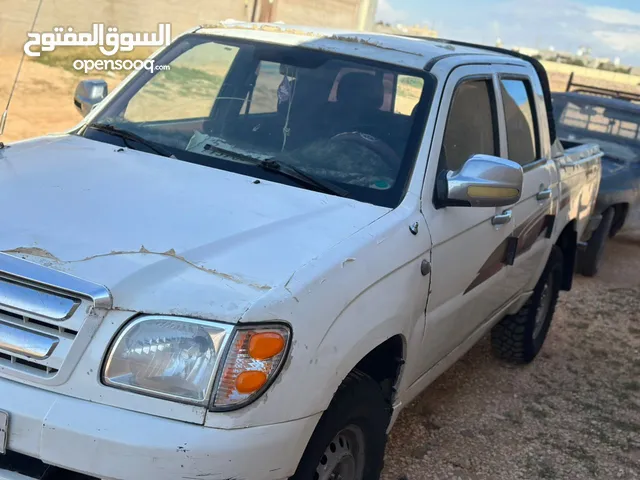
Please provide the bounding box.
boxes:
[0,377,319,480]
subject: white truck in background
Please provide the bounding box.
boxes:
[0,23,601,480]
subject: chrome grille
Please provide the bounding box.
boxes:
[0,252,112,385]
[0,352,59,376]
[0,278,80,321]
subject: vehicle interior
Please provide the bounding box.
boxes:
[87,36,431,199]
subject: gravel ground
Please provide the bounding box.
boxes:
[382,208,640,480]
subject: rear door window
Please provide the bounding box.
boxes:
[242,61,286,114]
[500,79,539,165]
[395,75,424,116]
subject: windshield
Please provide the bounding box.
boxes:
[552,95,640,162]
[82,34,434,207]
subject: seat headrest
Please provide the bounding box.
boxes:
[336,72,384,110]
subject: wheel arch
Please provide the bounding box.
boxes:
[352,334,406,402]
[317,328,408,417]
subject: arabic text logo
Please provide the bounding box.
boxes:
[24,23,172,57]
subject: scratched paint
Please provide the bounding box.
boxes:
[0,135,390,320]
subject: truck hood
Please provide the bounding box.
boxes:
[0,135,388,321]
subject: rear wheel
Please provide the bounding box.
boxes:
[580,208,615,277]
[491,246,563,364]
[291,370,390,480]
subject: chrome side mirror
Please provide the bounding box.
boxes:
[74,80,108,117]
[437,154,523,208]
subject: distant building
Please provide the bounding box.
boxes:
[1,0,379,53]
[254,0,379,30]
[513,47,540,57]
[512,45,634,74]
[592,57,614,68]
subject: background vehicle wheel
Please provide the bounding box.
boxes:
[580,208,615,277]
[291,370,390,480]
[491,246,563,364]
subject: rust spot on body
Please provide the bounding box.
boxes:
[3,247,60,261]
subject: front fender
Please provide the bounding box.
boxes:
[204,202,431,430]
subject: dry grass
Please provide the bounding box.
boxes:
[548,70,640,96]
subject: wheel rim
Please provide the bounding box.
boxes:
[533,276,553,339]
[315,425,365,480]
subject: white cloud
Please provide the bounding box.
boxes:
[393,0,640,64]
[585,6,640,55]
[586,6,640,27]
[375,0,409,23]
[593,30,640,53]
[493,0,640,63]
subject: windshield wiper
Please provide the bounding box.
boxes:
[260,159,350,197]
[86,123,176,158]
[203,143,349,197]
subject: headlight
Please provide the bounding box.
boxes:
[103,316,233,404]
[102,316,291,409]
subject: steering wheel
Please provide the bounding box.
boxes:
[329,126,401,170]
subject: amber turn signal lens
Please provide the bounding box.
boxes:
[249,332,285,360]
[235,370,268,394]
[212,325,291,409]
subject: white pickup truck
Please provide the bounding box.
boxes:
[0,23,601,480]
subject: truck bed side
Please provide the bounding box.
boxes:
[553,142,603,243]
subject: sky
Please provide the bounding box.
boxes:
[376,0,640,66]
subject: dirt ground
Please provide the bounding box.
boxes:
[0,56,123,142]
[1,53,639,480]
[382,209,640,480]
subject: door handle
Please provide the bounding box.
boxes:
[492,209,512,226]
[537,188,552,201]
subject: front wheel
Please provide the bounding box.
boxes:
[290,370,390,480]
[491,246,563,364]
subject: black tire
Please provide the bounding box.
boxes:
[290,370,390,480]
[580,208,615,277]
[491,245,563,364]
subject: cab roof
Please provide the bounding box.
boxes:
[195,21,501,71]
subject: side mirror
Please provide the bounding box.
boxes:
[74,79,108,117]
[437,154,523,208]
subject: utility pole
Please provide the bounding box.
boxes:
[357,0,373,31]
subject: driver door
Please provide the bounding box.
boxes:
[418,67,516,373]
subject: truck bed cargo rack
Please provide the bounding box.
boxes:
[565,72,640,104]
